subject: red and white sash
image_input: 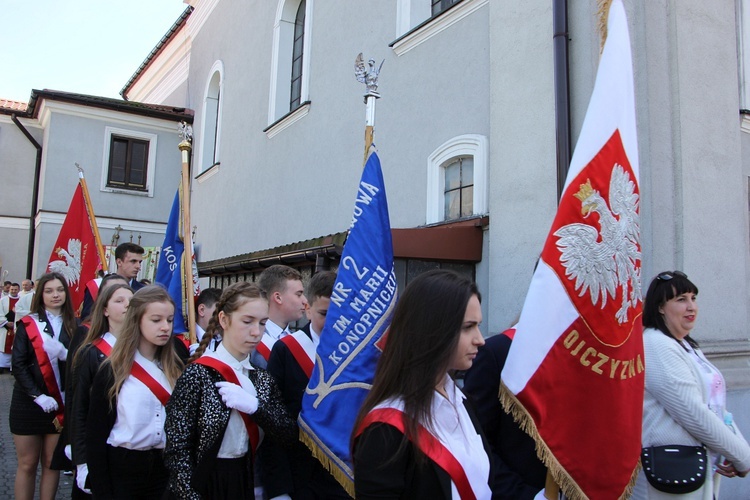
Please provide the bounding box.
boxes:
[91,336,114,356]
[255,332,276,361]
[21,316,65,430]
[279,331,315,378]
[193,356,261,456]
[130,359,171,406]
[354,406,481,500]
[86,278,102,302]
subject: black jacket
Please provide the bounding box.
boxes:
[164,362,297,500]
[462,332,547,499]
[70,340,108,465]
[262,325,350,499]
[353,396,492,500]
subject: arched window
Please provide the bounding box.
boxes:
[199,61,224,173]
[268,0,313,126]
[426,134,488,224]
[290,0,306,110]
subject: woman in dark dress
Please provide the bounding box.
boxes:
[10,272,81,500]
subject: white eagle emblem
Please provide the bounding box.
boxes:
[48,239,82,286]
[554,164,641,324]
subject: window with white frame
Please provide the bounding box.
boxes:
[199,61,224,173]
[101,127,157,197]
[393,0,486,55]
[268,0,313,125]
[426,134,488,224]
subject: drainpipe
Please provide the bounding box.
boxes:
[553,0,572,199]
[11,114,42,279]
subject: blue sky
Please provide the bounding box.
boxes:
[1,1,188,103]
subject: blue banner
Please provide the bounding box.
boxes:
[298,149,396,494]
[155,187,189,334]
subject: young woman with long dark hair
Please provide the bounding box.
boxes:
[351,269,492,499]
[10,272,82,500]
[85,285,183,499]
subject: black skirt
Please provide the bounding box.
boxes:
[204,457,251,499]
[9,385,60,435]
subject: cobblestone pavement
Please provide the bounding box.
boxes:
[0,372,72,499]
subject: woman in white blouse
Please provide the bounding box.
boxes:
[635,271,750,499]
[11,272,81,500]
[86,286,184,499]
[351,269,491,499]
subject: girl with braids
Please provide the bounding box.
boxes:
[69,282,133,496]
[86,285,183,499]
[11,272,83,500]
[351,269,492,499]
[164,281,296,499]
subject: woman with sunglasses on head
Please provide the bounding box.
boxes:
[634,271,750,499]
[10,272,83,500]
[351,269,491,499]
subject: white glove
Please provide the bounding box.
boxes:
[44,337,68,361]
[270,495,292,500]
[34,394,58,413]
[189,343,200,355]
[76,463,91,494]
[215,381,258,414]
[64,444,72,460]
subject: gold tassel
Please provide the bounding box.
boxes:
[299,428,355,498]
[596,0,614,53]
[499,383,641,500]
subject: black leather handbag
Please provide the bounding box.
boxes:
[641,445,708,494]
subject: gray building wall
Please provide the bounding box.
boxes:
[0,115,41,281]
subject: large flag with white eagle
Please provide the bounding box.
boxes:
[155,184,199,335]
[500,1,643,498]
[298,147,396,496]
[47,184,101,313]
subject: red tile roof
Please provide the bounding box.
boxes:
[0,99,29,113]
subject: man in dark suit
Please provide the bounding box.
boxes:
[261,271,350,499]
[80,242,146,319]
[462,327,548,499]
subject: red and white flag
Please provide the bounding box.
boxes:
[500,1,642,498]
[47,184,100,314]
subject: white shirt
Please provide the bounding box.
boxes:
[375,375,491,500]
[107,351,171,450]
[309,324,321,351]
[264,319,289,342]
[41,312,64,391]
[196,324,206,343]
[204,343,264,458]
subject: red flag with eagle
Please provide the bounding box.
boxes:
[47,184,100,314]
[500,1,642,498]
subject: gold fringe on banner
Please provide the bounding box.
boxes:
[298,426,356,498]
[499,382,640,500]
[596,0,614,53]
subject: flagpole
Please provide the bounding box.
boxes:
[178,125,197,344]
[75,164,108,275]
[356,53,383,165]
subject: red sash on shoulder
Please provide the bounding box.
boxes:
[21,316,65,431]
[280,334,314,378]
[355,408,477,500]
[193,356,261,456]
[86,279,100,302]
[256,342,271,361]
[130,361,171,406]
[92,337,112,356]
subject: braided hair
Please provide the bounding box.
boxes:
[189,281,267,362]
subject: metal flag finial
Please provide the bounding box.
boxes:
[355,53,384,98]
[178,121,193,145]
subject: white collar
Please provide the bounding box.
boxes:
[211,342,254,372]
[264,319,287,341]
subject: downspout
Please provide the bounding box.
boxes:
[11,114,42,279]
[553,0,572,199]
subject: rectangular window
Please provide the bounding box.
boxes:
[431,0,462,16]
[107,135,149,191]
[443,156,474,221]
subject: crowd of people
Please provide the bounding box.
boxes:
[3,241,750,499]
